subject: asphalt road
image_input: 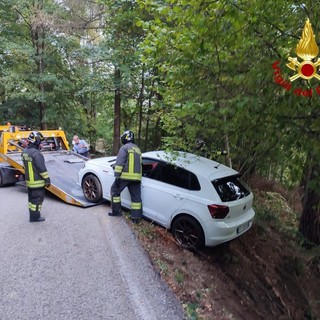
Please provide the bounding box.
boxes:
[0,185,185,320]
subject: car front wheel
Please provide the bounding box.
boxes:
[171,216,205,250]
[82,174,103,203]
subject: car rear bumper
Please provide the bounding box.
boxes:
[204,208,255,247]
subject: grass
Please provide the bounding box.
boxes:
[183,302,201,320]
[174,268,185,284]
[156,259,168,275]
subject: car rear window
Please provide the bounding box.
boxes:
[212,175,250,202]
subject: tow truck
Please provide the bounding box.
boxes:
[0,125,99,207]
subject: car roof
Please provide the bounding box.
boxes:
[142,150,238,180]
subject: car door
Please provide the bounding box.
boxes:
[141,160,190,227]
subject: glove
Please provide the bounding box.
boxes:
[45,178,51,188]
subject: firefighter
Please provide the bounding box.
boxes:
[109,130,142,223]
[193,138,228,160]
[21,131,51,222]
[194,138,208,157]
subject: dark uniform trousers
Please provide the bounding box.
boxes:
[28,188,46,221]
[111,179,142,219]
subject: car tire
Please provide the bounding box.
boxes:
[171,215,205,250]
[82,174,103,203]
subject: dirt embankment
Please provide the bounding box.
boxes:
[134,176,320,319]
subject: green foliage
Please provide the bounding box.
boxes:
[253,189,303,244]
[156,258,168,275]
[135,0,320,193]
[0,0,116,147]
[1,0,320,215]
[183,302,201,320]
[174,268,185,285]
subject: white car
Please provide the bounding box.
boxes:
[78,150,255,249]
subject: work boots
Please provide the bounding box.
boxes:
[30,216,45,222]
[108,210,122,217]
[30,212,45,222]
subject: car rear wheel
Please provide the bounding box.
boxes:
[82,174,103,203]
[171,216,205,250]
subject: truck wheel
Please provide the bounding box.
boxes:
[0,172,3,187]
[82,174,103,203]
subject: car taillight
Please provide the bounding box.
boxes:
[208,204,229,219]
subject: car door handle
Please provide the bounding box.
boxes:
[173,194,184,200]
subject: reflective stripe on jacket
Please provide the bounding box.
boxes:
[114,142,142,181]
[21,146,49,188]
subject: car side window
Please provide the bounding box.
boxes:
[142,159,160,177]
[162,164,189,189]
[142,159,200,190]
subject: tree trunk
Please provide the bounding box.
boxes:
[299,159,320,245]
[30,1,47,129]
[137,64,145,147]
[144,76,156,151]
[38,36,45,129]
[144,95,152,151]
[113,68,121,156]
[33,28,47,129]
[223,115,232,168]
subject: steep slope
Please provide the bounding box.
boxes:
[131,177,320,319]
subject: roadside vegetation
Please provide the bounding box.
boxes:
[130,175,320,320]
[0,2,320,318]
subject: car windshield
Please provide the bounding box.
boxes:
[212,174,250,202]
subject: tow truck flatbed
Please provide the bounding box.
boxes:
[0,129,101,207]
